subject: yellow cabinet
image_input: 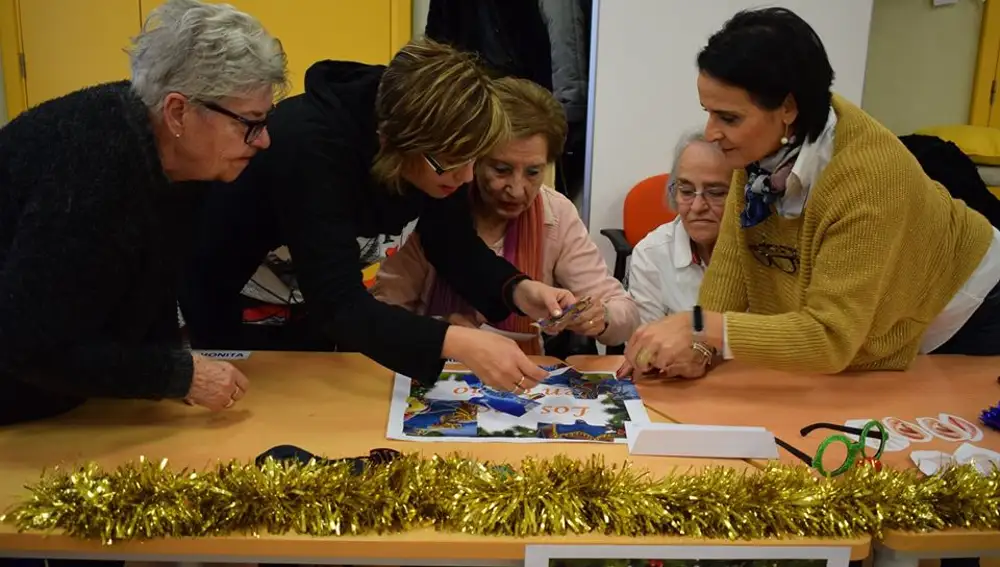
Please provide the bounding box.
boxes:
[18,0,140,108]
[972,0,1000,127]
[0,0,409,117]
[139,0,406,95]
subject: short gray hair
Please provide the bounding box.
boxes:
[128,0,289,111]
[666,128,719,209]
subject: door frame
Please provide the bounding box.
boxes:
[0,0,26,119]
[971,0,1000,126]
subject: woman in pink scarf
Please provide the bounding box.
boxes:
[373,77,638,354]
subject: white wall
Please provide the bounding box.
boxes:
[585,0,874,269]
[862,0,982,134]
[412,0,430,39]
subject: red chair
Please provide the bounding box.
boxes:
[600,173,677,282]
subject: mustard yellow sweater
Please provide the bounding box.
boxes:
[700,95,995,373]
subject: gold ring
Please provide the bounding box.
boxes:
[516,376,525,388]
[636,349,653,368]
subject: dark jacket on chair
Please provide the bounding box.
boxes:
[899,133,1000,229]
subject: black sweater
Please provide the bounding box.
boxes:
[179,61,525,382]
[0,82,197,425]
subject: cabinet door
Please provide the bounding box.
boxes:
[140,0,392,96]
[19,0,140,107]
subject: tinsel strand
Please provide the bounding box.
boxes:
[1,454,997,543]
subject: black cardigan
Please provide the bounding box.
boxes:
[179,61,526,382]
[0,82,197,425]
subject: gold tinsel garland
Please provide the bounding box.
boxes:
[1,454,998,544]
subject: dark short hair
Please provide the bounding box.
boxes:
[696,7,834,143]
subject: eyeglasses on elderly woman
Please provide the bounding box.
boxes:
[198,100,273,145]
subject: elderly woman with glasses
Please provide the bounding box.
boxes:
[621,7,1000,380]
[628,130,733,327]
[0,0,288,425]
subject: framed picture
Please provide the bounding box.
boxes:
[523,545,852,567]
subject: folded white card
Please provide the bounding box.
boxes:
[625,421,779,459]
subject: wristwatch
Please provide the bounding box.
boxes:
[692,305,706,343]
[691,305,713,366]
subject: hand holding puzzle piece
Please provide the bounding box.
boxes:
[532,296,594,332]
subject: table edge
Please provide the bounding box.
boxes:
[0,532,873,561]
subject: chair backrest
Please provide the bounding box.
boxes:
[623,173,677,246]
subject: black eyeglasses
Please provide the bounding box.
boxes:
[255,444,402,475]
[424,153,472,176]
[750,243,799,274]
[775,421,887,477]
[200,101,270,145]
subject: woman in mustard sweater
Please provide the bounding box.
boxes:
[622,7,1000,378]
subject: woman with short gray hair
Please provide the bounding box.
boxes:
[0,0,287,425]
[628,129,733,328]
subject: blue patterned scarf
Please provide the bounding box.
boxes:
[740,143,802,228]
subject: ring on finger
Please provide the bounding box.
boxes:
[636,348,654,368]
[224,399,235,409]
[516,376,525,388]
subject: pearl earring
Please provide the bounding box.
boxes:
[780,136,789,145]
[175,133,181,138]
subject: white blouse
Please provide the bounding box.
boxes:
[627,217,706,324]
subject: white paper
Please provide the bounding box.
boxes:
[910,450,955,476]
[953,442,1000,475]
[910,443,1000,476]
[386,367,649,444]
[625,421,779,459]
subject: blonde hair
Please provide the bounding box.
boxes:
[492,77,567,163]
[372,38,509,190]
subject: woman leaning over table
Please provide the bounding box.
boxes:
[628,130,734,325]
[371,77,638,354]
[0,0,287,425]
[622,7,1000,379]
[180,38,575,395]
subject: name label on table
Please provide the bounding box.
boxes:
[193,350,252,360]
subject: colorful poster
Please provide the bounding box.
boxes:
[386,366,649,443]
[523,545,851,567]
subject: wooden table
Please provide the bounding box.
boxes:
[0,352,870,564]
[568,354,1000,566]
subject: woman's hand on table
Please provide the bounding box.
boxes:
[623,311,721,374]
[185,353,250,411]
[511,280,576,327]
[616,349,708,380]
[442,325,546,393]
